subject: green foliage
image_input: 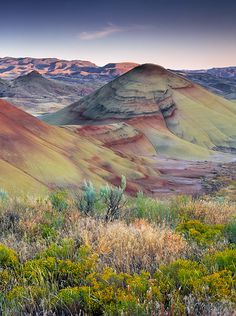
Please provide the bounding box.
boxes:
[131,192,180,227]
[0,189,8,202]
[22,246,97,288]
[37,238,77,260]
[192,270,235,302]
[49,190,69,212]
[0,269,11,292]
[52,286,99,314]
[176,220,224,246]
[155,259,206,295]
[224,218,236,244]
[100,175,126,222]
[0,244,19,268]
[39,223,58,240]
[77,180,97,216]
[77,176,127,221]
[0,191,235,314]
[203,248,236,273]
[6,285,46,314]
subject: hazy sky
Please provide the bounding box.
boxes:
[0,0,235,69]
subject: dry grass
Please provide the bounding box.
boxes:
[180,198,236,225]
[0,194,235,271]
[63,217,187,273]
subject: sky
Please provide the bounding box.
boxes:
[0,0,235,69]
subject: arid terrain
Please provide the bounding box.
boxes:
[0,58,235,117]
[0,63,235,197]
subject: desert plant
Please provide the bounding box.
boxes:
[5,285,47,315]
[0,244,19,268]
[176,220,225,246]
[49,190,69,212]
[224,218,236,244]
[37,238,78,260]
[77,180,97,216]
[100,175,127,222]
[0,189,8,202]
[203,248,236,273]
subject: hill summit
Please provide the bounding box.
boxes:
[44,63,236,159]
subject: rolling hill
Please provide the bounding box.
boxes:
[0,99,162,195]
[0,71,98,114]
[0,63,235,196]
[44,64,236,159]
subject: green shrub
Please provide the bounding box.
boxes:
[0,269,11,292]
[52,286,98,314]
[0,244,19,268]
[39,223,58,240]
[6,285,46,315]
[224,219,236,244]
[0,189,8,202]
[49,190,69,212]
[77,181,97,216]
[37,238,77,260]
[131,192,180,227]
[176,220,224,246]
[203,248,236,273]
[192,270,235,302]
[100,175,126,222]
[155,259,206,295]
[22,246,97,288]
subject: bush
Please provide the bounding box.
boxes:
[0,244,19,268]
[77,180,97,216]
[131,192,180,227]
[0,269,11,292]
[203,248,236,273]
[52,286,98,314]
[176,220,225,246]
[224,219,236,244]
[155,259,206,296]
[37,238,77,260]
[0,189,8,202]
[192,270,235,302]
[22,246,97,288]
[39,223,58,240]
[100,175,126,222]
[49,190,69,212]
[6,285,46,315]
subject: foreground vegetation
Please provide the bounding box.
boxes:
[0,180,235,315]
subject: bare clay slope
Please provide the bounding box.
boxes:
[44,64,236,159]
[0,99,160,194]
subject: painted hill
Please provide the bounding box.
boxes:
[0,99,161,195]
[5,71,80,98]
[1,64,236,196]
[44,64,236,159]
[0,71,98,114]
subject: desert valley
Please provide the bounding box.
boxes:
[0,57,235,315]
[0,61,235,197]
[0,0,236,314]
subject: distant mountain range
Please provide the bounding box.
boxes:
[180,67,236,79]
[175,67,236,100]
[0,57,138,82]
